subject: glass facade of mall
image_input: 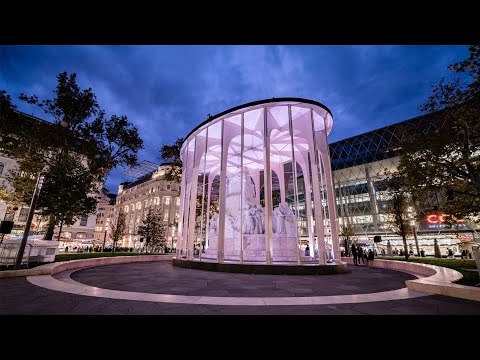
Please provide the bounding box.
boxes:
[330,112,477,255]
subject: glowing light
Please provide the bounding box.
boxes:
[425,213,464,224]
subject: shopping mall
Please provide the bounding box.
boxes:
[330,109,477,256]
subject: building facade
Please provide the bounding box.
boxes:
[93,192,117,246]
[330,111,478,255]
[115,164,181,249]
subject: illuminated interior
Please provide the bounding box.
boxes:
[176,99,340,264]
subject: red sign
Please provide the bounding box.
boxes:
[425,213,464,224]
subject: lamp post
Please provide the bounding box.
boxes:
[412,226,420,257]
[14,119,69,269]
[102,217,110,251]
[14,173,44,269]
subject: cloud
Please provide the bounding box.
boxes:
[0,45,469,191]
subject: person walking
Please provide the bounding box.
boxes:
[351,243,358,265]
[368,248,374,265]
[357,245,365,264]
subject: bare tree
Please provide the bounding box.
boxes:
[109,208,126,253]
[138,206,166,254]
[384,172,413,260]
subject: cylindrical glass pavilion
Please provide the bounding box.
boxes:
[176,98,339,265]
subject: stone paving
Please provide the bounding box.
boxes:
[0,262,479,315]
[67,262,416,297]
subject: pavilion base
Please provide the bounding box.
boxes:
[172,258,348,275]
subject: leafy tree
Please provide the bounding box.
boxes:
[160,137,183,182]
[399,45,480,220]
[6,153,99,239]
[0,72,143,239]
[339,222,356,256]
[109,208,126,253]
[138,206,166,254]
[384,172,413,260]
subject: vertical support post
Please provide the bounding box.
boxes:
[217,120,227,263]
[240,113,244,264]
[264,107,273,264]
[320,115,341,261]
[365,166,379,232]
[15,173,43,270]
[205,173,214,249]
[310,109,326,264]
[199,131,208,261]
[186,138,199,261]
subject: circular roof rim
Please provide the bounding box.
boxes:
[181,97,333,150]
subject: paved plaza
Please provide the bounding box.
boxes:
[1,261,480,315]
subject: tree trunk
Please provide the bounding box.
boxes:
[402,235,409,260]
[113,240,116,253]
[57,220,64,242]
[344,238,350,256]
[44,215,56,240]
[145,242,148,255]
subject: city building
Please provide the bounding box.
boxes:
[330,111,479,256]
[0,111,105,249]
[115,164,181,250]
[93,191,117,247]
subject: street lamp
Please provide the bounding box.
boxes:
[102,217,110,251]
[14,173,44,269]
[14,119,69,269]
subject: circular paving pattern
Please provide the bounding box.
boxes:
[68,262,415,297]
[26,261,431,305]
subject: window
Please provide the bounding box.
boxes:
[164,197,170,205]
[166,183,171,191]
[163,212,169,221]
[18,208,29,222]
[176,197,180,206]
[0,162,4,175]
[80,215,88,226]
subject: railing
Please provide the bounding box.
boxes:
[0,243,32,267]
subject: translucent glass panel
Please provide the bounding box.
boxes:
[268,106,299,262]
[204,121,222,261]
[179,138,196,258]
[194,129,208,259]
[224,115,242,261]
[291,107,315,255]
[242,108,265,262]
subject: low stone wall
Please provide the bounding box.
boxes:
[342,257,480,302]
[0,255,173,279]
[173,258,348,275]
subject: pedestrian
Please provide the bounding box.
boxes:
[357,245,365,264]
[351,243,358,265]
[368,248,374,263]
[65,246,68,253]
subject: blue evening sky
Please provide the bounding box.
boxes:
[0,45,469,192]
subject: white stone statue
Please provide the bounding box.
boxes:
[273,202,296,236]
[253,204,264,234]
[209,212,219,237]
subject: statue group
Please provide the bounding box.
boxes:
[209,201,295,237]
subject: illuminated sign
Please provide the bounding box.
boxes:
[425,213,464,224]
